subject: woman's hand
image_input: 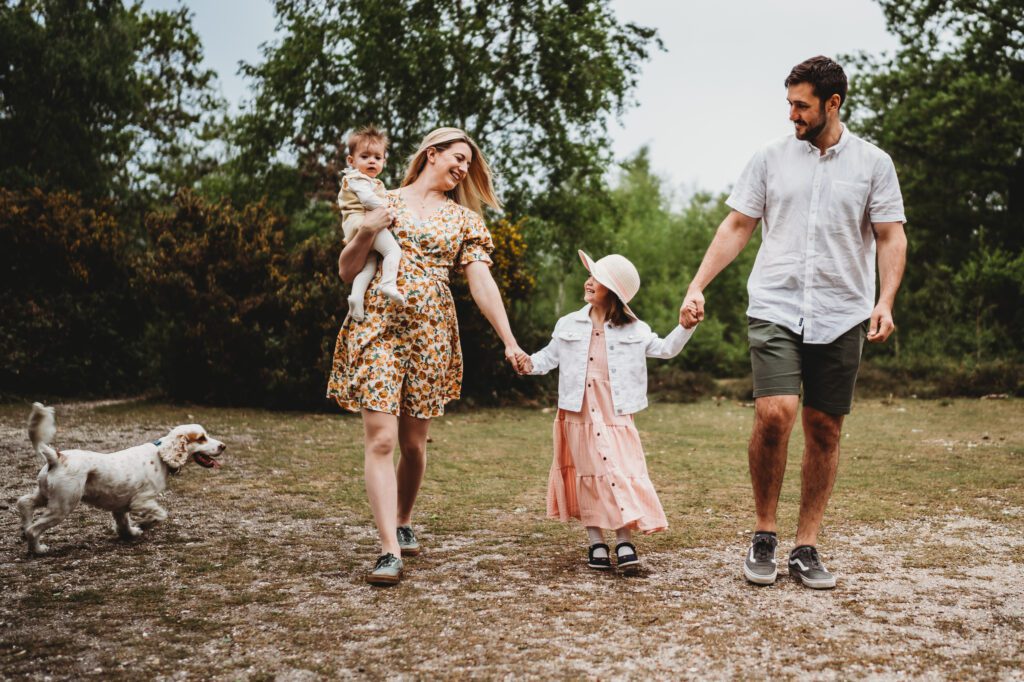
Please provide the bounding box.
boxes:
[504,344,529,374]
[360,205,394,235]
[338,206,395,283]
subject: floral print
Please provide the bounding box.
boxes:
[326,192,494,418]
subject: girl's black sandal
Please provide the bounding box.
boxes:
[615,542,640,574]
[587,543,612,570]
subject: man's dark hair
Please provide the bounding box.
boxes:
[785,56,848,108]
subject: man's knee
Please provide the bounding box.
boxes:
[754,398,798,446]
[803,408,842,452]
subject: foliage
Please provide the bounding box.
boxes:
[141,191,292,406]
[232,0,660,259]
[0,189,147,395]
[0,0,223,206]
[845,0,1024,363]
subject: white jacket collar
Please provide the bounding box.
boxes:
[569,304,593,323]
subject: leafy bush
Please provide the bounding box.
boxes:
[0,189,147,396]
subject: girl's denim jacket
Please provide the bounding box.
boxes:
[529,304,696,415]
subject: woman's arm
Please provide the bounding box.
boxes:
[464,260,525,370]
[338,205,393,282]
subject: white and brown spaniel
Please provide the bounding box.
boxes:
[17,403,225,554]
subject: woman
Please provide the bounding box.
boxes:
[328,127,525,585]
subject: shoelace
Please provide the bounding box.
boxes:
[795,547,824,571]
[752,535,776,562]
[397,527,414,544]
[375,553,397,569]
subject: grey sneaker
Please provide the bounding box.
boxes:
[366,553,403,586]
[743,531,778,585]
[788,545,836,589]
[396,525,421,557]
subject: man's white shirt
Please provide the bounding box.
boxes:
[727,124,906,344]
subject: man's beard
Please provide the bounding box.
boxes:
[796,105,827,142]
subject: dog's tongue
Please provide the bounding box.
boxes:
[211,459,222,469]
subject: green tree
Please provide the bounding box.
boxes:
[231,0,659,258]
[844,0,1024,363]
[0,0,224,205]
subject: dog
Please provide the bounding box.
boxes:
[17,403,225,554]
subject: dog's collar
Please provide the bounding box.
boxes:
[152,439,181,475]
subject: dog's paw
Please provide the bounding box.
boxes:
[29,543,50,555]
[118,525,143,541]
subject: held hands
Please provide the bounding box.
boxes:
[866,303,895,343]
[505,344,532,375]
[679,288,705,329]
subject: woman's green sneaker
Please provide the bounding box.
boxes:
[366,553,403,586]
[396,525,421,556]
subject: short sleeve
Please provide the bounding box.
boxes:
[869,153,906,224]
[457,210,494,269]
[726,148,767,219]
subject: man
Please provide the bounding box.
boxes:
[680,56,907,589]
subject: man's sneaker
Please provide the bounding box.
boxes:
[396,525,421,556]
[366,553,403,586]
[788,545,837,589]
[743,531,778,585]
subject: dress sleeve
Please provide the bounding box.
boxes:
[457,209,494,269]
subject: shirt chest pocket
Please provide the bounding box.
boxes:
[610,334,645,366]
[828,180,870,227]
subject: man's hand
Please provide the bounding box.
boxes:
[679,288,705,329]
[866,303,895,343]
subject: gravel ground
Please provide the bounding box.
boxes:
[1,399,1022,680]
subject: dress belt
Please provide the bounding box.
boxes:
[417,265,450,284]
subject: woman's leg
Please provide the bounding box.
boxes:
[396,413,431,526]
[362,409,401,556]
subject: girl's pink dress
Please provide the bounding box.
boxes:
[546,326,668,533]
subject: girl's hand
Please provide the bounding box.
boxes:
[679,289,704,329]
[516,351,533,374]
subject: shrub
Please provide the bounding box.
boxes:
[0,189,147,396]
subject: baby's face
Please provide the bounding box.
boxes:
[348,143,386,178]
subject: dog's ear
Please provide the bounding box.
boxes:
[157,432,189,469]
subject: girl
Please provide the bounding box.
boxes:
[520,251,697,574]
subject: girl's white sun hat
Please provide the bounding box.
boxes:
[578,250,640,320]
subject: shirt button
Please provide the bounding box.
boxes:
[589,356,594,361]
[603,456,607,460]
[611,482,615,486]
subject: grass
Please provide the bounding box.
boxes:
[0,396,1021,678]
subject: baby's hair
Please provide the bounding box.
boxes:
[346,125,390,157]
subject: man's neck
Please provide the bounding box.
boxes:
[812,119,844,155]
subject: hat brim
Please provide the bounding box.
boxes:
[578,250,638,320]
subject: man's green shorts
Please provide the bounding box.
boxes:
[748,317,868,415]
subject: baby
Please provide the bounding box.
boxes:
[339,125,405,321]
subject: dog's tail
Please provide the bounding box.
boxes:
[28,402,60,468]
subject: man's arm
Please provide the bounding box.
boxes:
[867,221,907,343]
[679,210,760,327]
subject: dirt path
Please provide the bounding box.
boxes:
[1,400,1022,679]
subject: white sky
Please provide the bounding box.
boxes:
[145,0,899,194]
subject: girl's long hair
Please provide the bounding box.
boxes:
[401,127,501,215]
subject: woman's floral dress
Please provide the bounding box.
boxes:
[326,192,494,418]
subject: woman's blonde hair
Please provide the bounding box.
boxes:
[401,127,501,215]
